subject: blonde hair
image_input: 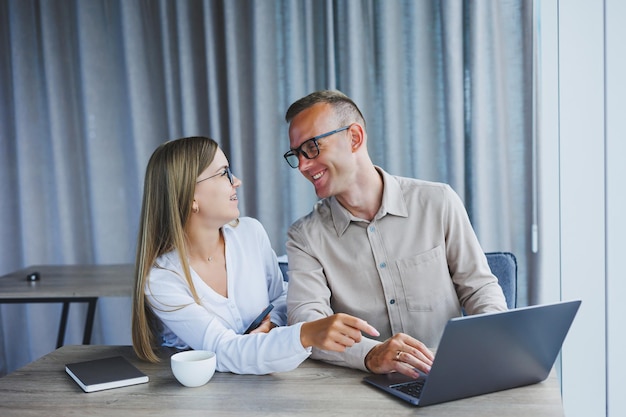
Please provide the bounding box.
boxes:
[132,136,218,362]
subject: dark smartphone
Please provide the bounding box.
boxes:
[243,304,274,334]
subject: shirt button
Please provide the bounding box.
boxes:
[379,262,386,268]
[369,226,376,232]
[389,299,396,305]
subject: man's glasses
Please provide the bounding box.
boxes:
[196,166,234,185]
[283,126,350,168]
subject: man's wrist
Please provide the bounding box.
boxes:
[364,348,374,372]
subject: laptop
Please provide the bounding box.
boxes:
[363,299,581,406]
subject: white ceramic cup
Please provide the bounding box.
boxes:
[170,350,216,388]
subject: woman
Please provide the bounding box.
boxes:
[131,136,378,374]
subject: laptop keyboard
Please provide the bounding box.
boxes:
[390,380,425,399]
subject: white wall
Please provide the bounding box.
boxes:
[538,1,626,416]
[605,1,626,415]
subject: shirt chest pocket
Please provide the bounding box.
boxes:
[395,245,454,312]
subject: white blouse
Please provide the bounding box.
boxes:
[146,217,311,374]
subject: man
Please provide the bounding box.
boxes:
[283,90,507,378]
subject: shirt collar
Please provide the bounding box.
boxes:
[329,166,409,236]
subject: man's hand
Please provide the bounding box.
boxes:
[300,313,380,351]
[364,333,434,378]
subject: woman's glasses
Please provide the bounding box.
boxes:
[196,166,234,185]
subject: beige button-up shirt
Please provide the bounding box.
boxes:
[286,167,507,371]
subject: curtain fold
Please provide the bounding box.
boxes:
[0,0,532,376]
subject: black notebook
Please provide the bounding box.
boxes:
[65,356,149,393]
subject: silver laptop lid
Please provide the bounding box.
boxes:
[364,300,581,406]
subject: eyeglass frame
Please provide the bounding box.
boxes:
[283,125,351,168]
[196,166,234,185]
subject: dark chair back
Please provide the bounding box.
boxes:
[485,251,517,309]
[278,261,289,281]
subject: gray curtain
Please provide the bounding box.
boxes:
[0,0,532,375]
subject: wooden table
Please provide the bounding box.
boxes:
[0,345,565,417]
[0,264,133,347]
